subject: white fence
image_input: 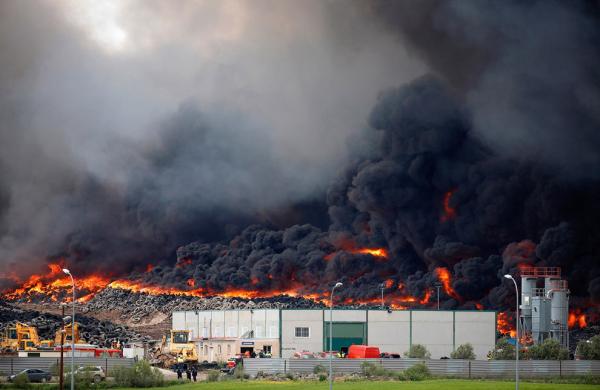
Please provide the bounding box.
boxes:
[0,357,135,376]
[243,358,600,378]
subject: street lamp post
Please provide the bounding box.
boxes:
[504,274,519,390]
[379,283,385,309]
[434,283,442,310]
[63,269,75,390]
[329,282,343,390]
[59,303,66,390]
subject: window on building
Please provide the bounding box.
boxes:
[204,345,208,355]
[256,326,263,338]
[227,327,236,337]
[202,327,208,337]
[263,345,272,354]
[269,326,277,338]
[295,327,309,338]
[215,327,222,337]
[218,345,222,354]
[227,344,231,354]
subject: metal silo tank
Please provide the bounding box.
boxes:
[520,277,536,332]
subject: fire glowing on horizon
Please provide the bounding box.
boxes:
[324,245,389,261]
[2,263,111,303]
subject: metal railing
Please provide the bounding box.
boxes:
[520,267,561,278]
[243,358,600,378]
[0,357,134,376]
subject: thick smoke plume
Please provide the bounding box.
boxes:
[0,0,422,280]
[1,1,599,319]
[139,76,600,315]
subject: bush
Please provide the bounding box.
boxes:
[206,370,220,382]
[527,338,569,360]
[318,373,327,381]
[488,337,516,360]
[12,373,30,389]
[65,370,112,390]
[113,360,164,388]
[360,362,394,378]
[451,343,476,360]
[233,366,249,380]
[404,344,431,359]
[576,335,600,360]
[313,364,327,375]
[403,363,431,381]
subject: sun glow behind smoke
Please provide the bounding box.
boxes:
[61,0,129,53]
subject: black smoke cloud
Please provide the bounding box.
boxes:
[1,0,600,317]
[141,76,600,315]
[0,0,423,281]
[366,0,600,178]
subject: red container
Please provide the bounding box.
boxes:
[347,345,380,359]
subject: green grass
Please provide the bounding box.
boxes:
[115,379,600,390]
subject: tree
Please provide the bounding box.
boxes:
[488,338,516,360]
[575,335,600,360]
[404,344,431,359]
[451,343,476,360]
[527,338,568,360]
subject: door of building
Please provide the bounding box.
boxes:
[323,322,366,352]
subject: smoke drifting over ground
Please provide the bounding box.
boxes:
[1,0,600,317]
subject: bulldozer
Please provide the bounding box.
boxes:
[151,330,198,367]
[0,322,41,352]
[54,322,85,345]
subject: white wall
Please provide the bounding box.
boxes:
[281,310,323,358]
[367,310,410,354]
[412,311,454,359]
[455,311,496,360]
[172,310,280,340]
[174,309,496,361]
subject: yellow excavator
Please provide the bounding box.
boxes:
[54,322,85,345]
[0,322,43,352]
[152,330,198,367]
[1,321,86,353]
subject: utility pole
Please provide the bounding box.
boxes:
[379,283,385,309]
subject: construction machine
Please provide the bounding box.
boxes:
[151,330,197,367]
[54,322,85,345]
[0,322,40,352]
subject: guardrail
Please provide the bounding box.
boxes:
[243,358,600,378]
[0,357,135,376]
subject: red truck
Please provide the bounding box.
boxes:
[347,345,381,359]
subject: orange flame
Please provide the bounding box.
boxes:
[497,311,516,338]
[440,189,457,222]
[434,267,461,301]
[325,246,389,261]
[175,258,193,268]
[568,309,587,329]
[2,263,111,303]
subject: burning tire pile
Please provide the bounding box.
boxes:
[83,287,324,323]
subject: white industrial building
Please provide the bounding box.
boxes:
[173,308,496,361]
